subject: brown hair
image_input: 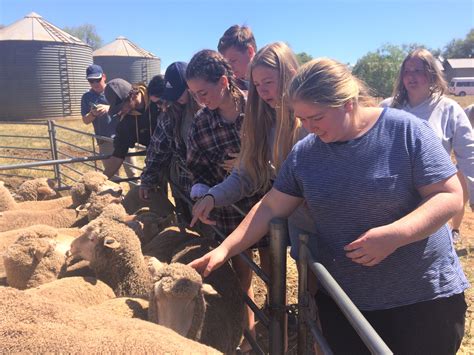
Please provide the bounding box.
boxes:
[391,48,447,108]
[217,25,257,54]
[186,49,244,111]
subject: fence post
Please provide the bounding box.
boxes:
[47,120,61,188]
[297,233,309,354]
[268,218,288,355]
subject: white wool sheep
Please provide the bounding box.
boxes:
[147,237,244,354]
[0,287,220,353]
[70,219,153,298]
[15,177,57,201]
[3,227,74,289]
[25,276,116,307]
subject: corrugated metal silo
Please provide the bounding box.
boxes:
[93,36,161,85]
[0,12,92,120]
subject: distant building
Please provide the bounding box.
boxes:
[93,36,161,85]
[443,58,474,82]
[0,12,92,120]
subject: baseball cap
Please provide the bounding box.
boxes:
[161,62,188,101]
[86,64,104,80]
[104,78,133,117]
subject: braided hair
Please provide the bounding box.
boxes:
[186,49,244,111]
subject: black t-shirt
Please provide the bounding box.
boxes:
[112,103,160,159]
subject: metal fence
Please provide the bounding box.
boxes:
[0,120,392,355]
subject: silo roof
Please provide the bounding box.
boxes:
[0,12,85,44]
[93,36,157,58]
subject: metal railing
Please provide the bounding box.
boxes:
[297,233,393,355]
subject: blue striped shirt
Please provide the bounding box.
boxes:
[274,108,469,310]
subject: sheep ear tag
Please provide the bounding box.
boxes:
[103,236,121,249]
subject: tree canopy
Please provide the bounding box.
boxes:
[442,29,474,58]
[63,24,103,50]
[296,52,313,65]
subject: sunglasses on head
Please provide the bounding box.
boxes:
[88,78,102,84]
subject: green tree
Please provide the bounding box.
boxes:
[296,52,313,65]
[63,24,103,50]
[442,29,474,58]
[352,44,407,98]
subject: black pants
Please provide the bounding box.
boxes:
[315,291,467,355]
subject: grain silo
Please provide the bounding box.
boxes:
[0,12,92,121]
[93,36,161,85]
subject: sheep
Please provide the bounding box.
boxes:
[25,276,116,307]
[0,172,122,214]
[14,177,57,201]
[3,227,74,289]
[0,190,122,233]
[69,219,153,298]
[0,180,70,212]
[0,287,220,354]
[122,185,175,217]
[89,297,149,320]
[147,240,244,354]
[70,218,244,353]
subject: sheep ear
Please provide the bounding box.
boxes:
[148,257,165,277]
[76,203,91,212]
[103,236,120,249]
[202,283,218,296]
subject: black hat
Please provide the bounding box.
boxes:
[162,62,188,101]
[104,78,132,116]
[147,75,166,98]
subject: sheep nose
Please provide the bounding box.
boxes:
[65,249,72,257]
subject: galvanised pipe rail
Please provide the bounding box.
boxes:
[0,134,49,139]
[301,238,392,355]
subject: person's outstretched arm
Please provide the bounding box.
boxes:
[189,188,302,276]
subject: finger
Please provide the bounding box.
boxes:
[199,216,217,225]
[351,254,374,265]
[345,249,364,259]
[190,215,199,227]
[362,257,378,267]
[344,240,362,251]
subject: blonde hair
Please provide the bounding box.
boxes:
[391,48,447,108]
[288,57,375,109]
[239,42,300,195]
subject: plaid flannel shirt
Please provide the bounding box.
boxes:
[141,111,192,194]
[187,107,263,235]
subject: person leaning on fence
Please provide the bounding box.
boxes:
[190,58,469,355]
[185,49,265,349]
[80,64,137,179]
[217,24,257,89]
[102,78,160,179]
[381,48,474,244]
[140,62,201,225]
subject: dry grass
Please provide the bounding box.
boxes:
[0,94,473,353]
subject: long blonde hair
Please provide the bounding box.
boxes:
[391,48,447,108]
[239,42,300,195]
[288,58,375,111]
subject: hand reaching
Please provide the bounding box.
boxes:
[188,246,229,277]
[190,195,216,227]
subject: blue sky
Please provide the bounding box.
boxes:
[1,0,473,71]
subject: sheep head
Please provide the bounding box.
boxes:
[16,178,57,201]
[70,172,122,207]
[3,228,69,289]
[148,258,217,340]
